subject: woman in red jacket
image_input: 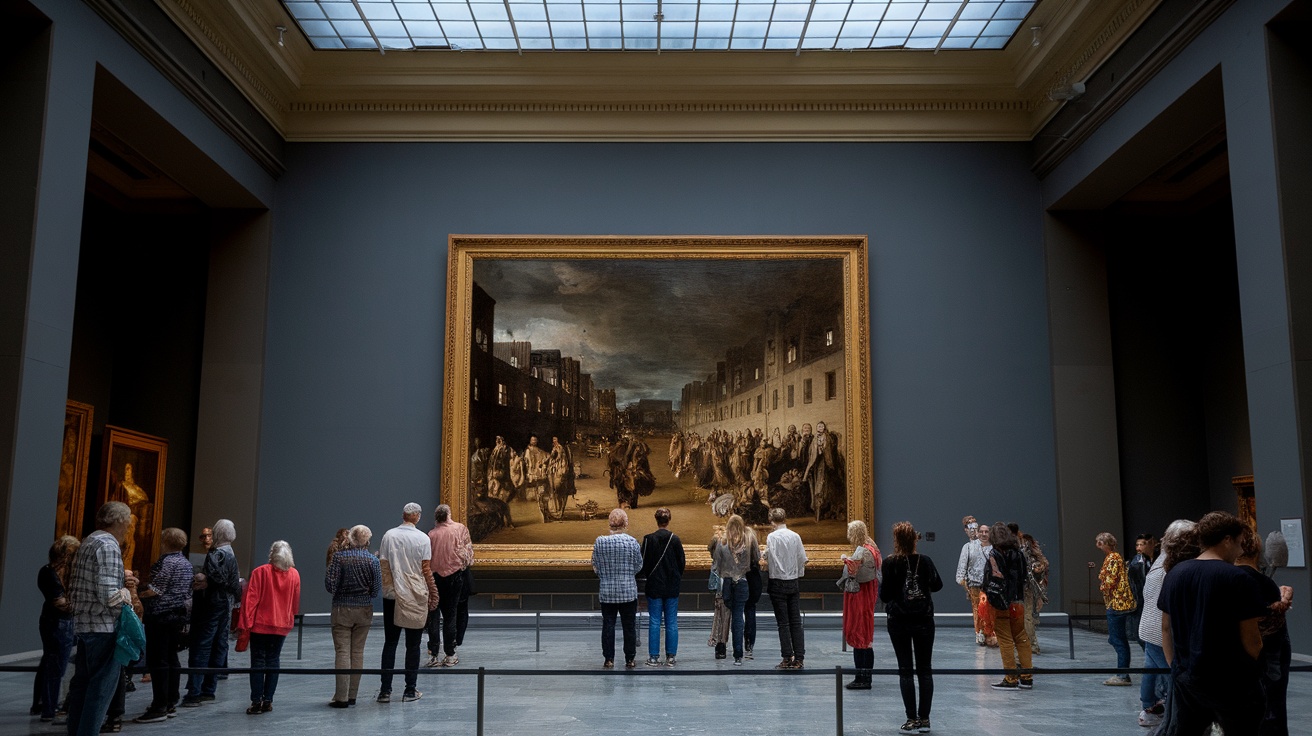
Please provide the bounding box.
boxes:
[240,540,300,715]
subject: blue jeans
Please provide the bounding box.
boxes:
[66,631,120,736]
[723,578,749,659]
[248,633,285,704]
[1142,641,1169,710]
[35,617,74,718]
[1106,609,1131,675]
[647,596,679,659]
[186,605,230,699]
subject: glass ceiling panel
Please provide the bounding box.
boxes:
[282,0,1036,52]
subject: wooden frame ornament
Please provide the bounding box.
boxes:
[55,400,95,541]
[99,426,169,575]
[442,235,873,570]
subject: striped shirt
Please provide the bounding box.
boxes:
[326,548,382,608]
[70,531,125,634]
[1138,556,1166,646]
[144,551,194,617]
[591,532,642,604]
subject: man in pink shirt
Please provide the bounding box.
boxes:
[425,504,473,667]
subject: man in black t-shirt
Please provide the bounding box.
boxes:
[1159,511,1266,735]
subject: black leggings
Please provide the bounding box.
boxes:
[887,620,934,720]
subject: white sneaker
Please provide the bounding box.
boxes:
[975,631,985,646]
[442,655,459,667]
[1138,709,1162,728]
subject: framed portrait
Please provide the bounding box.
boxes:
[99,426,169,575]
[55,400,95,540]
[443,236,873,570]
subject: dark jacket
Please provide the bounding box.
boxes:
[639,528,685,599]
[879,553,944,619]
[991,547,1028,604]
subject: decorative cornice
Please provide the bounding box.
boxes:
[82,0,284,175]
[289,100,1034,114]
[1034,0,1154,105]
[1032,0,1238,178]
[169,0,285,113]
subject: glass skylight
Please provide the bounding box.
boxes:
[282,0,1036,52]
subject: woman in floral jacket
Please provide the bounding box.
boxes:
[1097,532,1135,686]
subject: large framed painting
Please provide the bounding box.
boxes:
[442,236,872,569]
[55,400,95,540]
[99,426,169,574]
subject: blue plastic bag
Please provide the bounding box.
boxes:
[114,604,146,665]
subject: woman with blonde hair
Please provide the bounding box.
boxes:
[709,514,757,665]
[880,522,943,733]
[239,541,301,714]
[32,535,80,721]
[840,520,882,690]
[326,524,380,707]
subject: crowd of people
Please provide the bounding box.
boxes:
[668,422,845,524]
[34,499,1294,736]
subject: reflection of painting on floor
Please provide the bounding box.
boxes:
[477,439,848,547]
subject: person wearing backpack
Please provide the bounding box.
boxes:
[986,523,1033,691]
[880,522,943,734]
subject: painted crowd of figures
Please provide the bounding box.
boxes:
[668,421,845,524]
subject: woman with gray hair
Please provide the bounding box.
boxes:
[591,508,642,668]
[238,541,300,715]
[326,525,381,707]
[1136,520,1198,730]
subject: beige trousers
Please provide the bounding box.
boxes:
[331,606,374,702]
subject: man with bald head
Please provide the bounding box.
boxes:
[377,503,439,703]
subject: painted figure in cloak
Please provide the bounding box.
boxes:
[543,436,576,522]
[116,462,151,570]
[803,421,844,521]
[487,435,514,502]
[523,435,550,506]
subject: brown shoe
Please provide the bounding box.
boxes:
[774,659,794,670]
[260,701,272,713]
[603,660,614,669]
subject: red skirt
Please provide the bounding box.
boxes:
[842,579,879,649]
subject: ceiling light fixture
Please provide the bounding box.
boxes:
[1030,26,1041,47]
[276,25,286,47]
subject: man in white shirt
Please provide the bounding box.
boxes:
[378,503,439,703]
[762,507,808,669]
[955,516,986,645]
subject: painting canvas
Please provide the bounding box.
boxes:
[442,236,872,569]
[55,401,95,541]
[100,426,169,575]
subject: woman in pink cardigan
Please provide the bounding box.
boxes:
[239,540,300,715]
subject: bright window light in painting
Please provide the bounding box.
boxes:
[281,0,1036,52]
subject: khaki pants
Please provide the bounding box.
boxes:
[994,602,1033,684]
[1023,588,1043,651]
[331,606,373,702]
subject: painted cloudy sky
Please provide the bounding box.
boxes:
[472,258,843,407]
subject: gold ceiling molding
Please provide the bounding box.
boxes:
[163,0,287,114]
[288,100,1034,114]
[152,0,1160,141]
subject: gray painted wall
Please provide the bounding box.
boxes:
[258,141,1060,613]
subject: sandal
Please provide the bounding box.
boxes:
[246,703,263,715]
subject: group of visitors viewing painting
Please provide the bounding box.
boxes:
[32,498,1294,736]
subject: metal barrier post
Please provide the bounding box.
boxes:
[477,667,486,736]
[1068,615,1075,660]
[297,614,304,660]
[834,666,844,736]
[535,612,541,652]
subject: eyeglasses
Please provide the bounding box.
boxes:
[966,523,979,529]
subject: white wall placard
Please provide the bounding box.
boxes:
[1281,518,1305,568]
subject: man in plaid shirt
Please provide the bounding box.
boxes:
[591,508,642,668]
[66,501,134,736]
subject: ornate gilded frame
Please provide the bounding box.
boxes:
[99,426,169,575]
[442,235,872,569]
[55,400,95,540]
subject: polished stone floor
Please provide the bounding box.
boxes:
[3,612,1308,735]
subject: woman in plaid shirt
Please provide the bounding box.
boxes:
[591,508,642,669]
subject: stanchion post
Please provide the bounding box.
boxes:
[535,612,541,652]
[1068,614,1075,660]
[834,665,844,736]
[477,666,486,736]
[297,614,304,660]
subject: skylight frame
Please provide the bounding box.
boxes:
[281,0,1037,53]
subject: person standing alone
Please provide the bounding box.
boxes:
[640,508,685,666]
